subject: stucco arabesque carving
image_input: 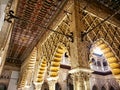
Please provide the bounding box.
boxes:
[70,70,91,82]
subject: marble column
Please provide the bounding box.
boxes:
[71,72,85,90]
[34,83,42,90]
[84,74,90,90]
[26,70,33,86]
[77,73,85,90]
[70,74,77,90]
[25,87,30,90]
[84,80,90,90]
[69,68,92,90]
[47,79,57,90]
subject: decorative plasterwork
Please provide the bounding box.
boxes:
[18,3,73,88]
[79,9,120,60]
[41,16,71,63]
[70,70,91,83]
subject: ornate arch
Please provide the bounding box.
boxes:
[49,43,68,78]
[90,38,120,79]
[92,85,98,90]
[27,47,37,70]
[18,47,37,88]
[67,74,73,90]
[36,57,47,83]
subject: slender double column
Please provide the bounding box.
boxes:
[84,73,90,90]
[47,77,57,90]
[69,68,91,90]
[70,72,84,90]
[48,80,57,90]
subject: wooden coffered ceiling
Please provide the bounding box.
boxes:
[6,0,120,66]
[96,0,120,20]
[6,0,67,66]
[97,0,120,12]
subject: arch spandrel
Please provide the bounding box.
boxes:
[90,38,120,79]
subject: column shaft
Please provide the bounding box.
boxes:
[34,84,42,90]
[84,80,90,90]
[48,80,57,90]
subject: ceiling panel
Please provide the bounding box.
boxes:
[6,0,67,66]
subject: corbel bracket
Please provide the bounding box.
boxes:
[4,10,19,23]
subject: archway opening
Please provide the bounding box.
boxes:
[90,46,111,73]
[55,83,61,90]
[89,39,120,78]
[110,86,115,90]
[101,86,106,90]
[92,85,98,90]
[67,74,73,90]
[0,84,7,90]
[41,82,49,90]
[60,52,71,66]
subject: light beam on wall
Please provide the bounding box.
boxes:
[0,0,9,31]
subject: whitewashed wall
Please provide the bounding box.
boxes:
[8,71,19,90]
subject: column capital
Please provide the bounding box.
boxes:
[69,67,93,74]
[70,68,91,83]
[34,83,43,90]
[47,79,57,86]
[19,86,30,90]
[47,77,57,90]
